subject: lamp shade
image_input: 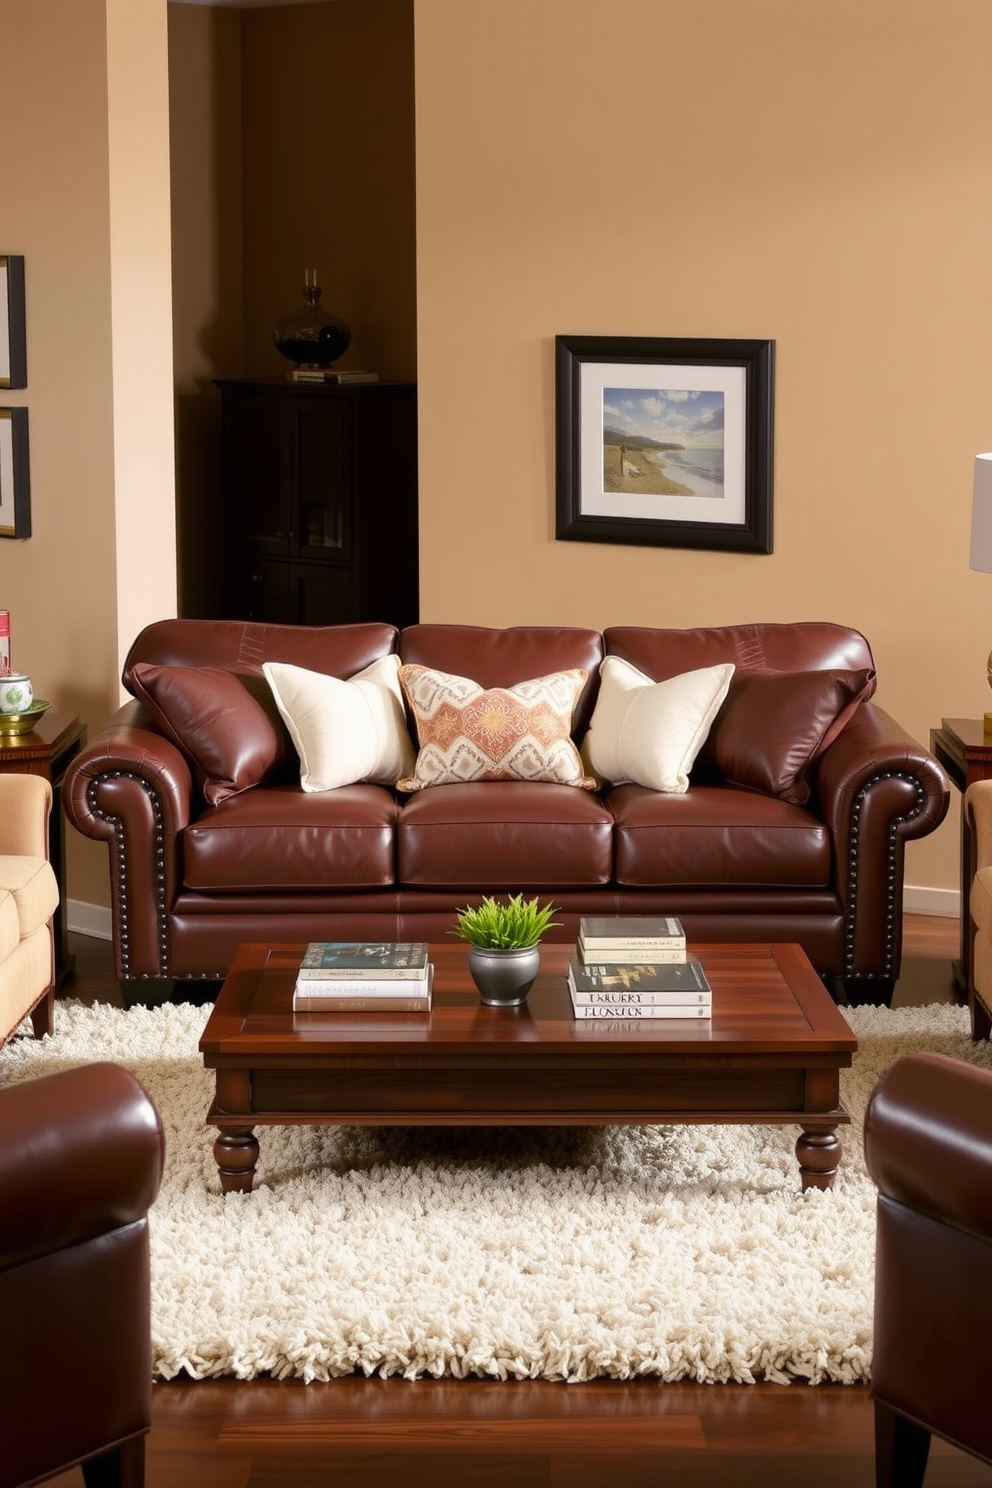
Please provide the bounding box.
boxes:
[971,453,992,572]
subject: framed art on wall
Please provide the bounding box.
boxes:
[0,409,31,539]
[555,334,774,554]
[0,257,27,390]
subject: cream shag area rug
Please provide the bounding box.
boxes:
[2,999,988,1386]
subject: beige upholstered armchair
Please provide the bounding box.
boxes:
[0,773,59,1050]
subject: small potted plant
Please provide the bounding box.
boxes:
[452,893,560,1006]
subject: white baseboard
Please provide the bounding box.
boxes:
[67,899,113,941]
[903,884,961,919]
[65,888,962,945]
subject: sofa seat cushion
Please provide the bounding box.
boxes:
[397,782,614,889]
[182,785,398,892]
[609,784,832,888]
[0,856,58,938]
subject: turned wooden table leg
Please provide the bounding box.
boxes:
[796,1125,842,1191]
[214,1127,259,1193]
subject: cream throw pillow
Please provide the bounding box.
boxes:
[583,656,735,793]
[397,663,596,791]
[263,655,415,792]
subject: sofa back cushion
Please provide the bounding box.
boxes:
[604,622,875,678]
[399,625,604,738]
[123,619,399,686]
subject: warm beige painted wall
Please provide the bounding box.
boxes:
[106,0,178,672]
[414,0,992,905]
[1,0,176,917]
[1,0,118,912]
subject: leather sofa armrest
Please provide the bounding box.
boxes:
[64,700,193,980]
[813,701,950,983]
[865,1051,992,1243]
[0,1062,164,1272]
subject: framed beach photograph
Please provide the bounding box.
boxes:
[0,409,31,539]
[555,335,774,553]
[0,257,27,390]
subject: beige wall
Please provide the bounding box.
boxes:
[414,0,992,905]
[0,0,176,915]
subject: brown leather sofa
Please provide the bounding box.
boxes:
[864,1051,992,1487]
[0,1061,164,1488]
[63,618,949,1006]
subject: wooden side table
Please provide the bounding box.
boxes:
[929,717,992,999]
[0,710,86,986]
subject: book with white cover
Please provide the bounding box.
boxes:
[297,941,429,980]
[568,981,711,1008]
[567,986,710,1021]
[579,944,686,965]
[294,974,431,998]
[294,966,433,1012]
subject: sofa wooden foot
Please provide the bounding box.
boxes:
[29,986,54,1038]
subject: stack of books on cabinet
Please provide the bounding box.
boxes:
[568,916,712,1021]
[293,941,432,1012]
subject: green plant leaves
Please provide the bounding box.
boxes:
[452,893,561,949]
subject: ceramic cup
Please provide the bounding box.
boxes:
[0,674,33,714]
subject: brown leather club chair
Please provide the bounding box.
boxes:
[864,1050,992,1487]
[0,1062,165,1488]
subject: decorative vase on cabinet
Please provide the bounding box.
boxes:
[215,378,419,630]
[273,270,351,369]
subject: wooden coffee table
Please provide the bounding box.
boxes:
[199,941,858,1195]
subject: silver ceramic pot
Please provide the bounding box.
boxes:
[468,944,541,1006]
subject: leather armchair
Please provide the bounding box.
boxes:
[0,773,58,1049]
[864,1050,992,1487]
[0,1062,165,1488]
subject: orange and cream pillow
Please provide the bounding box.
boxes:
[397,664,596,791]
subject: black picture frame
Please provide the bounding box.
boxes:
[0,408,31,539]
[0,257,27,390]
[555,334,774,554]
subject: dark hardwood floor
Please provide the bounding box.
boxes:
[46,918,992,1487]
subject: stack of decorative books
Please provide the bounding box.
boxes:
[569,916,712,1021]
[293,941,432,1012]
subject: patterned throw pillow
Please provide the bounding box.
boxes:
[397,664,596,791]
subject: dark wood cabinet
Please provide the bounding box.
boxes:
[215,378,418,628]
